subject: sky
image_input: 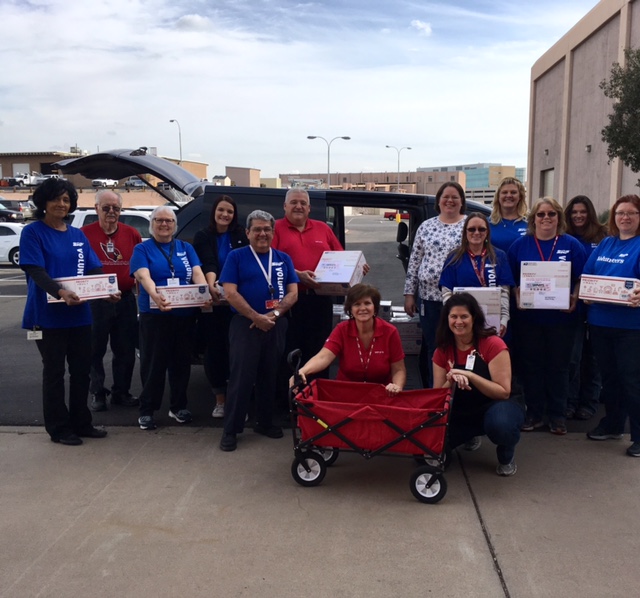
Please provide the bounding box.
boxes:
[0,0,600,178]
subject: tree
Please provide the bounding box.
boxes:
[600,47,640,185]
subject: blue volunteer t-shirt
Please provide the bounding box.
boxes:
[507,233,587,325]
[20,220,102,329]
[130,238,202,315]
[583,235,640,330]
[439,247,514,290]
[220,246,299,314]
[489,219,528,253]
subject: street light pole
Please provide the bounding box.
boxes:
[307,135,351,189]
[169,119,182,164]
[386,145,412,192]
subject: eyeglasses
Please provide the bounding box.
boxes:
[153,218,175,224]
[535,211,557,218]
[614,211,640,217]
[467,227,487,233]
[251,227,273,234]
[100,205,121,213]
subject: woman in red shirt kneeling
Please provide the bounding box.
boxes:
[297,284,406,396]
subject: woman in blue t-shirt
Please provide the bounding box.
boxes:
[508,198,587,435]
[193,195,248,419]
[564,195,608,421]
[488,177,528,253]
[582,194,640,458]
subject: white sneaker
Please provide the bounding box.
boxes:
[496,461,517,476]
[212,404,224,418]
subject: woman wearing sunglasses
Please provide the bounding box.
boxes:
[507,198,587,435]
[439,212,514,338]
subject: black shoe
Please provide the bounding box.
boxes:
[51,433,83,446]
[76,426,108,439]
[253,424,284,439]
[111,393,140,407]
[220,433,237,451]
[90,390,109,412]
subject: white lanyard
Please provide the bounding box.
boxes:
[250,246,274,297]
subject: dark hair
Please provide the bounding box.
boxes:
[446,212,497,266]
[32,178,79,219]
[344,283,381,317]
[209,195,238,232]
[608,194,640,237]
[434,181,466,215]
[435,293,497,350]
[564,195,607,243]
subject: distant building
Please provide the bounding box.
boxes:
[226,166,261,187]
[211,175,232,186]
[529,0,638,213]
[259,177,282,189]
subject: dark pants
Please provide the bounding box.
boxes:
[449,400,525,465]
[419,299,442,388]
[517,320,577,422]
[138,313,196,417]
[567,321,601,414]
[225,315,288,435]
[590,325,640,441]
[89,292,138,397]
[202,306,233,394]
[35,326,93,439]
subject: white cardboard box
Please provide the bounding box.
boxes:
[453,286,501,331]
[314,251,366,295]
[390,316,423,355]
[519,261,571,310]
[47,274,119,303]
[579,274,640,305]
[150,284,211,309]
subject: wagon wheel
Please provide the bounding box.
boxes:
[312,446,339,466]
[291,451,327,487]
[410,467,447,504]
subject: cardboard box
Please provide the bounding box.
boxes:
[390,316,423,355]
[453,286,501,331]
[579,274,640,305]
[150,284,211,309]
[47,274,119,303]
[314,251,366,295]
[519,261,571,310]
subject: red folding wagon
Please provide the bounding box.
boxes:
[289,377,452,503]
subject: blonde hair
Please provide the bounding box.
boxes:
[527,197,567,236]
[490,177,527,224]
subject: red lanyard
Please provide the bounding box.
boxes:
[467,250,487,286]
[534,235,559,261]
[355,335,376,382]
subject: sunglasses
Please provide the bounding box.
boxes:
[101,205,121,213]
[467,227,487,233]
[536,211,557,218]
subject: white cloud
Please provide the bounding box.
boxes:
[410,19,432,36]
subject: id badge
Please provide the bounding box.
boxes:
[465,353,476,371]
[167,277,180,287]
[106,241,115,253]
[27,330,43,341]
[265,299,279,309]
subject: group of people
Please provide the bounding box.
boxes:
[20,177,640,474]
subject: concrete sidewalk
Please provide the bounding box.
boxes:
[0,426,636,598]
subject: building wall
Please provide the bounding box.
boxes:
[226,167,261,187]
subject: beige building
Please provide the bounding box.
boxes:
[225,166,261,187]
[529,0,640,214]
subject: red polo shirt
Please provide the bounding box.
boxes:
[324,318,405,384]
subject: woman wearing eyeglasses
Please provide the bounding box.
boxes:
[439,212,514,338]
[131,205,209,431]
[582,195,640,458]
[507,198,587,435]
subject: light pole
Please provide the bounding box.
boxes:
[169,119,182,164]
[386,145,411,192]
[307,135,351,189]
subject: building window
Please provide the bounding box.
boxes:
[428,176,433,182]
[541,168,554,197]
[450,175,455,181]
[343,177,347,183]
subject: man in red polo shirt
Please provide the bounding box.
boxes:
[82,190,142,411]
[273,188,343,380]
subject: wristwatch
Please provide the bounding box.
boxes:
[272,310,281,319]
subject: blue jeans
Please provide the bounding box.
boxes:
[419,299,442,388]
[590,325,640,441]
[449,400,525,465]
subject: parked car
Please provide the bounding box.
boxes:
[67,209,151,239]
[124,176,146,189]
[91,178,119,188]
[0,202,26,223]
[0,198,36,219]
[14,173,47,187]
[383,210,411,221]
[0,222,24,266]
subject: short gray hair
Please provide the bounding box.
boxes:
[149,205,176,235]
[285,187,310,204]
[95,189,123,206]
[246,210,274,230]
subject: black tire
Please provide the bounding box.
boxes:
[9,248,19,267]
[410,467,447,504]
[388,216,395,221]
[313,447,339,466]
[291,451,327,487]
